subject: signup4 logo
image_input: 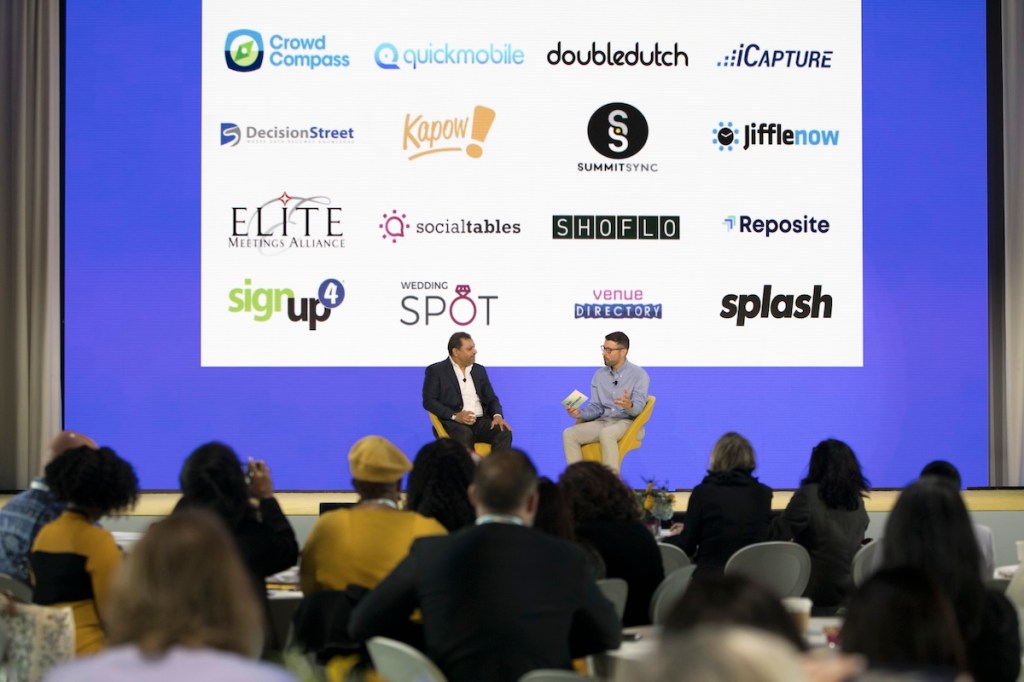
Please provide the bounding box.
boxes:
[227,278,345,330]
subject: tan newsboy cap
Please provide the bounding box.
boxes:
[348,435,412,483]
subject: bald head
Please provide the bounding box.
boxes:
[44,431,98,477]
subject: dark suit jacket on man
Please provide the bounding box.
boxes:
[349,523,622,682]
[423,359,504,421]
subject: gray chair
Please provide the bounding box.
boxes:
[650,564,697,625]
[367,636,447,682]
[657,542,691,575]
[0,574,33,603]
[595,577,628,622]
[724,541,811,598]
[851,539,880,587]
[518,670,591,681]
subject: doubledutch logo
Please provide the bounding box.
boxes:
[225,30,264,72]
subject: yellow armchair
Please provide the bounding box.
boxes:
[579,396,656,469]
[427,411,493,457]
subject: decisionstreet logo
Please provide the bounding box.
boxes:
[379,209,520,244]
[547,41,688,67]
[221,123,241,147]
[399,282,499,327]
[723,214,830,237]
[219,122,355,146]
[720,285,832,326]
[717,43,833,69]
[224,29,349,72]
[574,287,663,319]
[225,30,264,72]
[553,215,679,240]
[227,277,345,330]
[374,42,524,70]
[403,105,496,160]
[228,191,345,253]
[713,121,840,151]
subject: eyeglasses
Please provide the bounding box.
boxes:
[600,346,626,353]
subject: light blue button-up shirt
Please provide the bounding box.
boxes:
[579,359,650,421]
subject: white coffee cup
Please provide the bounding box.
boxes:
[1016,540,1024,564]
[782,596,813,635]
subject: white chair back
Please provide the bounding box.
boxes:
[724,541,811,598]
[650,564,697,625]
[657,543,691,575]
[851,539,880,587]
[518,670,590,681]
[595,578,628,622]
[367,636,448,682]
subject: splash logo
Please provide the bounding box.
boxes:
[713,121,840,151]
[575,288,663,319]
[399,282,498,326]
[227,277,344,330]
[228,191,345,253]
[380,209,521,244]
[717,44,833,69]
[374,42,525,70]
[221,123,241,147]
[587,103,648,160]
[552,215,679,240]
[403,105,496,160]
[720,285,832,326]
[729,214,831,237]
[225,30,264,72]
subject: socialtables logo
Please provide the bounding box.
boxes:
[379,209,521,245]
[225,29,264,72]
[374,42,525,70]
[713,121,840,151]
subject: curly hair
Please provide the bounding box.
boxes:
[178,442,254,528]
[45,445,139,515]
[802,439,870,510]
[405,439,476,531]
[558,461,639,524]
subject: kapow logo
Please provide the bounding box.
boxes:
[225,30,264,72]
[403,105,496,159]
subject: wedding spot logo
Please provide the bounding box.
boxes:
[723,214,831,237]
[374,41,524,70]
[398,282,499,327]
[379,209,521,245]
[228,191,345,253]
[552,215,680,240]
[574,287,664,319]
[720,285,833,326]
[402,105,496,160]
[225,30,264,72]
[716,43,834,69]
[227,277,344,330]
[712,121,840,152]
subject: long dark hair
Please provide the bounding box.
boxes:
[802,439,869,510]
[405,439,476,532]
[178,442,254,528]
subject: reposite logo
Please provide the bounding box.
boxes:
[553,215,679,240]
[229,191,345,253]
[713,121,840,151]
[220,122,355,146]
[379,210,521,245]
[717,43,833,69]
[575,287,663,319]
[374,42,524,70]
[224,29,349,72]
[227,277,344,331]
[722,214,830,237]
[547,41,688,67]
[403,105,496,160]
[399,282,499,327]
[720,285,833,326]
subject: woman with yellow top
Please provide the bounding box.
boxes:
[30,445,139,656]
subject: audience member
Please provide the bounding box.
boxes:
[30,445,139,655]
[840,566,967,678]
[666,432,772,576]
[647,627,806,682]
[767,438,869,612]
[0,431,96,584]
[45,509,295,681]
[349,449,621,682]
[534,476,605,579]
[405,438,476,532]
[920,459,995,578]
[300,436,446,594]
[881,478,1020,682]
[558,461,663,625]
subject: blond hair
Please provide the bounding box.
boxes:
[708,432,756,473]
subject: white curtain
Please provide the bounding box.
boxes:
[1005,0,1024,485]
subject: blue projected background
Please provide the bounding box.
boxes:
[63,1,991,490]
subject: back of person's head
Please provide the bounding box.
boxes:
[708,432,756,473]
[802,438,870,510]
[347,435,412,500]
[605,331,630,349]
[471,449,537,516]
[841,566,967,674]
[653,626,805,682]
[106,509,263,658]
[534,477,575,541]
[406,439,476,531]
[919,460,962,490]
[179,442,252,527]
[45,445,139,516]
[663,573,806,652]
[558,460,639,524]
[43,431,97,476]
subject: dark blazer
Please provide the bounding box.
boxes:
[422,359,504,421]
[669,469,773,577]
[349,523,621,682]
[575,519,664,626]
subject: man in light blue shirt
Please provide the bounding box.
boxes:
[562,331,650,472]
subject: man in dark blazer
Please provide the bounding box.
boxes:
[422,332,512,451]
[349,450,622,682]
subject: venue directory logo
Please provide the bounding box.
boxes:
[228,191,345,252]
[227,277,344,331]
[398,282,499,327]
[219,122,355,146]
[722,214,831,237]
[223,29,349,72]
[379,209,521,245]
[712,121,840,151]
[374,42,524,70]
[580,103,658,173]
[547,41,688,67]
[574,287,664,320]
[402,105,496,160]
[716,43,834,69]
[225,29,264,72]
[552,215,679,240]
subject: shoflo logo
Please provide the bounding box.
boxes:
[553,215,679,240]
[225,30,264,72]
[588,103,648,160]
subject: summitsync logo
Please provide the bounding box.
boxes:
[713,121,840,151]
[547,41,688,67]
[374,42,524,70]
[403,105,496,160]
[720,285,832,326]
[717,43,834,69]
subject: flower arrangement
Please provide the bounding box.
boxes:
[636,480,675,524]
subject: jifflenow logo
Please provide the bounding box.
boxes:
[547,41,688,67]
[575,288,663,320]
[717,44,833,69]
[720,285,833,326]
[399,282,498,327]
[403,105,496,160]
[724,215,831,237]
[374,42,524,70]
[553,215,680,240]
[221,123,241,147]
[219,123,355,146]
[228,191,345,252]
[379,209,521,244]
[227,277,344,330]
[225,30,264,72]
[713,121,840,151]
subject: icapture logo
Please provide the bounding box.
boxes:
[219,122,355,146]
[717,44,833,69]
[229,191,345,253]
[575,288,663,319]
[403,105,496,160]
[720,285,832,326]
[547,41,688,67]
[399,282,498,327]
[724,214,831,237]
[227,277,344,330]
[713,121,840,151]
[553,215,679,240]
[374,42,524,70]
[225,30,264,72]
[379,209,520,245]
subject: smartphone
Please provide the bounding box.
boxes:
[622,632,643,642]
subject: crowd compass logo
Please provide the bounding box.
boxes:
[588,103,648,159]
[225,29,264,72]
